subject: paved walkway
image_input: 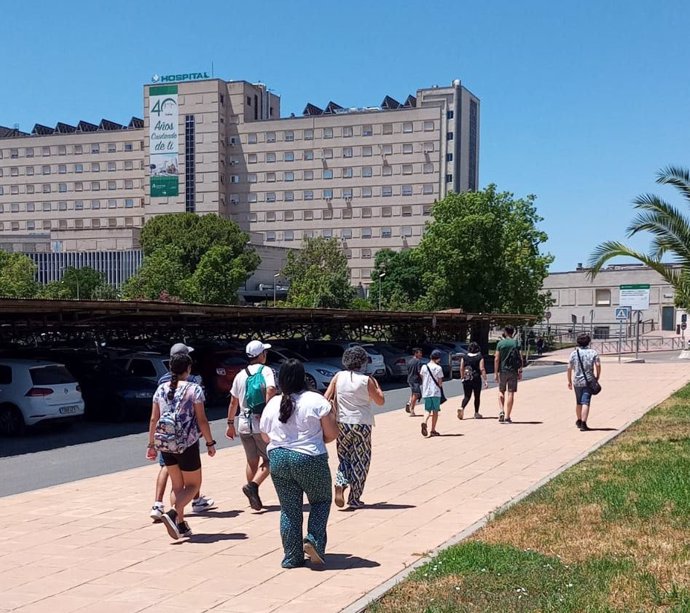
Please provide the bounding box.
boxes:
[0,362,688,613]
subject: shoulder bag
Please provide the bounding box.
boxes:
[576,349,601,395]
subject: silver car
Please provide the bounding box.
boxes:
[265,347,340,392]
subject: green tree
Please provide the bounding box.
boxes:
[589,166,690,308]
[282,237,355,308]
[369,248,427,310]
[53,266,115,300]
[124,214,259,303]
[0,252,38,298]
[415,186,553,316]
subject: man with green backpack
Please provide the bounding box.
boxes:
[226,340,277,510]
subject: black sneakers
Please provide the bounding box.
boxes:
[177,521,192,538]
[579,422,591,431]
[243,482,263,511]
[576,419,583,428]
[161,509,180,540]
[498,412,505,423]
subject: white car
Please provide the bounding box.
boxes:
[0,359,85,436]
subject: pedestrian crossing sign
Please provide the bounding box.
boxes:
[615,307,631,320]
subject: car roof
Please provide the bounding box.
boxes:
[0,359,65,367]
[119,352,167,359]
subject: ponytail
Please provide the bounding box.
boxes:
[167,373,179,401]
[279,394,295,424]
[277,359,306,423]
[167,353,192,401]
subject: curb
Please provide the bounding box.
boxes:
[339,375,689,613]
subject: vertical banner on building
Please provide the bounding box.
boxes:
[149,85,179,197]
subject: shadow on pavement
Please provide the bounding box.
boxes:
[196,509,243,519]
[509,421,544,425]
[187,532,248,544]
[362,502,416,510]
[318,553,381,571]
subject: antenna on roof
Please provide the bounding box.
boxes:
[13,123,19,130]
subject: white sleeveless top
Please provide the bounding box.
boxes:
[335,371,375,426]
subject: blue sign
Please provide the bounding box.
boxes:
[615,307,631,321]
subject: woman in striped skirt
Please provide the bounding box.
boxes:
[325,346,385,509]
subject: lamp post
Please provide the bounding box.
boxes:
[273,273,280,307]
[378,272,386,311]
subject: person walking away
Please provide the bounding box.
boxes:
[146,353,216,540]
[536,336,545,356]
[458,342,488,419]
[494,326,523,424]
[260,359,338,568]
[226,340,276,511]
[324,346,385,509]
[567,333,601,431]
[420,349,444,437]
[405,347,423,417]
[149,342,214,523]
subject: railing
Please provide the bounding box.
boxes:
[593,336,685,354]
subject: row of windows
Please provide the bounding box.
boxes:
[0,180,139,195]
[1,216,138,231]
[254,204,429,222]
[242,142,439,163]
[1,142,142,159]
[245,121,437,145]
[239,184,437,203]
[263,226,415,243]
[0,198,139,213]
[238,164,438,184]
[0,160,142,176]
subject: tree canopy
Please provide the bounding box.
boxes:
[282,237,355,308]
[0,252,38,298]
[39,266,116,300]
[123,213,259,304]
[589,166,690,308]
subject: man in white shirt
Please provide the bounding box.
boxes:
[226,340,276,510]
[420,350,444,438]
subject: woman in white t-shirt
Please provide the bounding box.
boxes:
[324,346,385,509]
[260,359,338,568]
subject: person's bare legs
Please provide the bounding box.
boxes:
[575,403,583,423]
[166,465,201,524]
[248,458,270,487]
[155,465,168,503]
[498,390,505,414]
[505,391,515,419]
[580,402,590,424]
[408,392,419,416]
[430,411,439,433]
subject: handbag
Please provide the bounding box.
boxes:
[425,364,447,404]
[576,349,602,395]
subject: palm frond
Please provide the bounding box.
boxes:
[656,165,690,205]
[587,241,682,287]
[627,194,690,262]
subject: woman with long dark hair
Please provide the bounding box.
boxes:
[259,359,338,568]
[146,353,216,540]
[458,342,488,419]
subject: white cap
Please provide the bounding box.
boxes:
[246,340,271,358]
[170,342,194,356]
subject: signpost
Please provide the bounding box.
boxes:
[619,285,649,360]
[615,306,631,363]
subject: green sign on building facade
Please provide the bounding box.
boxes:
[149,85,179,198]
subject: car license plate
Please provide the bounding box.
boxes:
[59,405,80,415]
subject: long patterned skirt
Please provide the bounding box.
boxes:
[335,423,373,506]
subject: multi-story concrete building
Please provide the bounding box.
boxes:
[1,76,479,286]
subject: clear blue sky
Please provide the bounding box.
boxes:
[3,0,689,271]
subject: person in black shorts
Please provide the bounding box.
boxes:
[405,347,423,417]
[458,342,488,419]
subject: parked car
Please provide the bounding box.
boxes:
[291,341,386,378]
[113,352,170,383]
[374,343,419,381]
[200,349,248,403]
[438,341,469,377]
[265,346,340,391]
[0,359,85,436]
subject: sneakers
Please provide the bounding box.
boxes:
[504,417,512,424]
[161,509,180,540]
[430,430,441,437]
[177,521,192,538]
[457,407,464,420]
[474,412,483,419]
[242,482,263,511]
[150,502,164,523]
[498,412,505,423]
[192,495,214,512]
[421,423,428,437]
[576,419,583,428]
[579,422,591,431]
[405,402,411,413]
[303,539,324,565]
[334,485,346,508]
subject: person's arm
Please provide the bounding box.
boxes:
[266,386,277,401]
[324,374,338,402]
[225,395,238,440]
[567,363,573,389]
[261,432,270,444]
[479,358,488,388]
[146,401,161,460]
[459,357,465,377]
[494,351,500,381]
[320,405,338,443]
[368,376,385,405]
[194,400,216,457]
[594,358,602,381]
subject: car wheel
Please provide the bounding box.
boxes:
[0,404,26,437]
[305,374,317,390]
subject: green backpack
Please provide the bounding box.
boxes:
[244,365,267,414]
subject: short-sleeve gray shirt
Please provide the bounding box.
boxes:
[569,348,600,387]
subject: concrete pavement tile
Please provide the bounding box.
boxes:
[12,594,93,613]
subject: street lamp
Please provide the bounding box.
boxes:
[378,272,386,311]
[273,273,280,307]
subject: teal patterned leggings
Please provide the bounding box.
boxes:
[268,448,332,568]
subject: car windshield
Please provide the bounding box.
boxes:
[30,365,76,385]
[275,348,309,362]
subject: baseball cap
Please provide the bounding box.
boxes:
[246,340,271,358]
[430,349,442,359]
[170,342,194,356]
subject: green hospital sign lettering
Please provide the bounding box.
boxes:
[151,72,210,84]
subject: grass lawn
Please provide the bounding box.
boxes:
[369,384,690,612]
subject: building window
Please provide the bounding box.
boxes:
[362,187,372,198]
[362,125,373,137]
[382,206,392,217]
[343,147,353,158]
[402,164,413,175]
[92,162,100,172]
[323,148,333,159]
[125,198,134,208]
[92,200,101,209]
[91,144,99,154]
[267,172,276,183]
[284,131,294,142]
[284,230,294,241]
[285,210,294,221]
[323,169,333,180]
[285,191,294,201]
[107,199,116,208]
[26,147,34,158]
[447,132,454,140]
[323,189,333,200]
[266,231,276,242]
[304,150,314,160]
[447,110,454,119]
[342,207,352,219]
[423,163,434,174]
[125,179,133,189]
[26,167,34,176]
[266,152,276,163]
[403,143,413,154]
[402,185,413,196]
[343,167,353,178]
[362,227,372,239]
[185,114,196,213]
[342,228,352,239]
[284,151,294,162]
[26,202,35,212]
[41,147,50,156]
[75,163,83,173]
[42,165,51,175]
[248,173,258,183]
[27,221,35,231]
[446,174,453,183]
[402,122,413,133]
[266,212,276,222]
[362,146,372,157]
[304,170,313,180]
[304,129,313,140]
[284,171,294,182]
[382,186,393,197]
[382,227,392,239]
[248,193,257,202]
[43,184,51,193]
[59,183,67,193]
[74,144,82,155]
[108,143,116,153]
[125,142,133,152]
[595,289,611,306]
[342,188,353,199]
[382,123,393,135]
[248,133,257,144]
[10,202,19,212]
[382,144,393,155]
[343,126,353,138]
[469,99,479,192]
[266,192,276,203]
[58,164,67,174]
[248,153,257,164]
[323,211,333,221]
[446,153,453,162]
[423,120,434,131]
[423,183,434,195]
[266,131,276,143]
[108,161,116,171]
[304,210,314,221]
[108,180,116,190]
[423,204,433,216]
[10,185,18,195]
[323,127,333,139]
[304,190,314,200]
[402,206,413,217]
[362,166,373,178]
[26,185,34,194]
[10,167,18,176]
[402,225,413,237]
[382,165,392,176]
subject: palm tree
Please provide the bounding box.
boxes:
[588,166,690,307]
